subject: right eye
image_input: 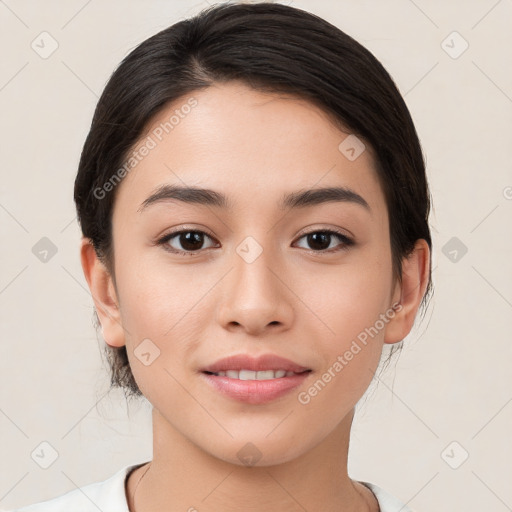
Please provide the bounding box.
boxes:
[156,229,218,256]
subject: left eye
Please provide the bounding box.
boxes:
[294,230,353,252]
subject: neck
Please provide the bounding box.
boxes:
[126,407,377,512]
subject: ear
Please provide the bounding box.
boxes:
[384,239,430,344]
[80,237,126,348]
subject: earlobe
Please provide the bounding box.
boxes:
[384,239,430,345]
[80,237,126,348]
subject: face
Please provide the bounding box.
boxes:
[98,81,405,465]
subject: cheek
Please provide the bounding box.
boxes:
[114,256,208,380]
[295,270,389,419]
[118,274,196,408]
[309,256,392,340]
[301,255,391,399]
[115,253,195,332]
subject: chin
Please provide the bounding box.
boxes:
[203,432,314,468]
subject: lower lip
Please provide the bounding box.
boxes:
[200,372,311,404]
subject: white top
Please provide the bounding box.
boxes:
[11,462,414,512]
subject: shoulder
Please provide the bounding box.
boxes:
[359,481,415,512]
[10,462,147,512]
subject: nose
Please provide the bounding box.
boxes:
[216,240,294,336]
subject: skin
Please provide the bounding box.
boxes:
[81,81,430,512]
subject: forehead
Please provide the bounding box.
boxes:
[112,81,386,218]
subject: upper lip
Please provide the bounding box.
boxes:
[201,354,311,373]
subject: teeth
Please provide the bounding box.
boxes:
[239,370,257,380]
[212,369,299,380]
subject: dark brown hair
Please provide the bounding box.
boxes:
[74,2,433,400]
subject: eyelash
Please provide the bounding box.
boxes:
[156,227,354,256]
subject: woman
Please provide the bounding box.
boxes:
[14,2,432,511]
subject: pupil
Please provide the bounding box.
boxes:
[181,231,203,250]
[308,232,330,251]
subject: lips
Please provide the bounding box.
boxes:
[210,369,298,380]
[199,354,312,404]
[201,353,311,375]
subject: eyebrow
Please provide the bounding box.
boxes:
[137,184,371,213]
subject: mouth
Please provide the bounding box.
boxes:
[202,369,311,380]
[200,353,311,374]
[200,353,312,404]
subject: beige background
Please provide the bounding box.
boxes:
[1,1,511,510]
